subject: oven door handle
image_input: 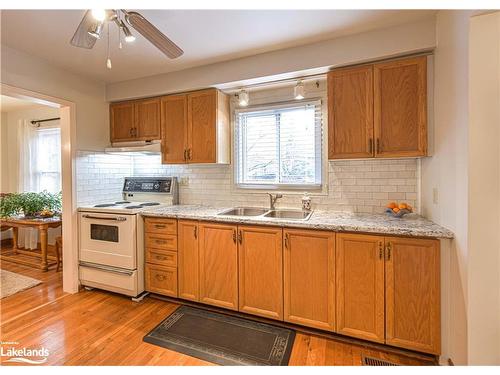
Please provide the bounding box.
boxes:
[79,262,134,276]
[82,214,127,222]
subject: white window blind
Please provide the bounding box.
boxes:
[235,100,322,188]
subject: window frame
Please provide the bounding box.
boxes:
[234,99,323,191]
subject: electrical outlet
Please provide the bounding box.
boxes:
[433,188,438,204]
[179,177,189,186]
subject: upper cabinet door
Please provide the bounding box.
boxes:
[374,56,427,157]
[336,233,385,343]
[187,89,217,163]
[328,66,374,159]
[135,98,161,140]
[161,94,188,164]
[385,237,440,354]
[110,101,135,142]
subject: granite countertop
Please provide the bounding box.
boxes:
[141,205,454,239]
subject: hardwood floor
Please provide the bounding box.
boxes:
[0,259,435,366]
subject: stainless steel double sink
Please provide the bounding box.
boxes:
[218,207,313,221]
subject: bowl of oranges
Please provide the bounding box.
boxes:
[385,202,413,218]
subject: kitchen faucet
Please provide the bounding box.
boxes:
[267,193,283,210]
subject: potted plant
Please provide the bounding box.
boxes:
[0,191,62,218]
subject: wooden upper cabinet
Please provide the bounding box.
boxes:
[336,233,385,343]
[374,56,427,157]
[178,220,199,302]
[238,225,283,320]
[188,89,217,163]
[160,88,230,165]
[198,222,238,310]
[110,101,136,142]
[110,98,161,143]
[135,98,161,140]
[385,237,440,354]
[161,94,188,164]
[328,66,374,159]
[283,229,335,331]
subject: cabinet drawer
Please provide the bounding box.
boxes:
[144,218,177,234]
[145,264,178,297]
[146,249,178,267]
[145,234,177,251]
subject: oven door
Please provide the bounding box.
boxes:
[79,212,137,269]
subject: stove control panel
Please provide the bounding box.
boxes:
[123,177,176,193]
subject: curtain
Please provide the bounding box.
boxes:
[17,120,61,250]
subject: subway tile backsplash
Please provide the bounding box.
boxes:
[76,150,419,214]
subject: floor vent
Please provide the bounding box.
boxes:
[362,355,399,366]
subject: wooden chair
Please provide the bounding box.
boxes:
[55,236,62,272]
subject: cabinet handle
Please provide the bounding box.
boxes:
[194,226,197,239]
[183,149,187,161]
[129,128,134,137]
[369,138,373,154]
[378,241,383,260]
[376,138,381,154]
[232,229,237,244]
[284,233,289,249]
[155,274,167,281]
[188,148,192,160]
[386,242,392,261]
[238,230,242,244]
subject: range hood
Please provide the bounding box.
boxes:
[104,140,161,155]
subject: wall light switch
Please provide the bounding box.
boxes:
[433,188,439,204]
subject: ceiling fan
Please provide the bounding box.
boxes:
[70,9,183,68]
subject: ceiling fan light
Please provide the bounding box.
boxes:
[91,9,107,22]
[294,81,305,100]
[122,25,136,42]
[238,90,249,107]
[88,22,103,39]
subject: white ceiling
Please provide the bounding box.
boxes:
[1,9,436,84]
[0,95,46,112]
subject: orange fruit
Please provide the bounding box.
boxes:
[393,207,400,213]
[398,203,407,210]
[387,202,397,209]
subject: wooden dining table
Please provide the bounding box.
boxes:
[0,216,62,271]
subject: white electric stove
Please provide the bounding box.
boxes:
[78,177,178,299]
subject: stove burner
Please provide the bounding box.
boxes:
[139,202,160,206]
[94,203,116,208]
[125,205,143,209]
[115,201,131,204]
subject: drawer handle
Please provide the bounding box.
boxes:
[155,239,168,244]
[155,255,170,261]
[155,274,167,281]
[154,224,166,229]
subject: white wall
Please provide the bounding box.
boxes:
[106,18,436,101]
[0,45,109,150]
[1,105,60,192]
[421,10,473,365]
[468,11,500,365]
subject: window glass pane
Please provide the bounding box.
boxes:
[35,127,61,193]
[236,101,321,187]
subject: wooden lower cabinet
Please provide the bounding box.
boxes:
[145,263,177,297]
[336,233,385,343]
[385,237,440,354]
[198,222,238,310]
[178,220,200,302]
[283,229,336,331]
[238,225,283,320]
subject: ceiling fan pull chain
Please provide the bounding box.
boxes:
[106,22,112,69]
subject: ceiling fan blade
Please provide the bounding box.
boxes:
[70,10,98,49]
[124,11,183,59]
